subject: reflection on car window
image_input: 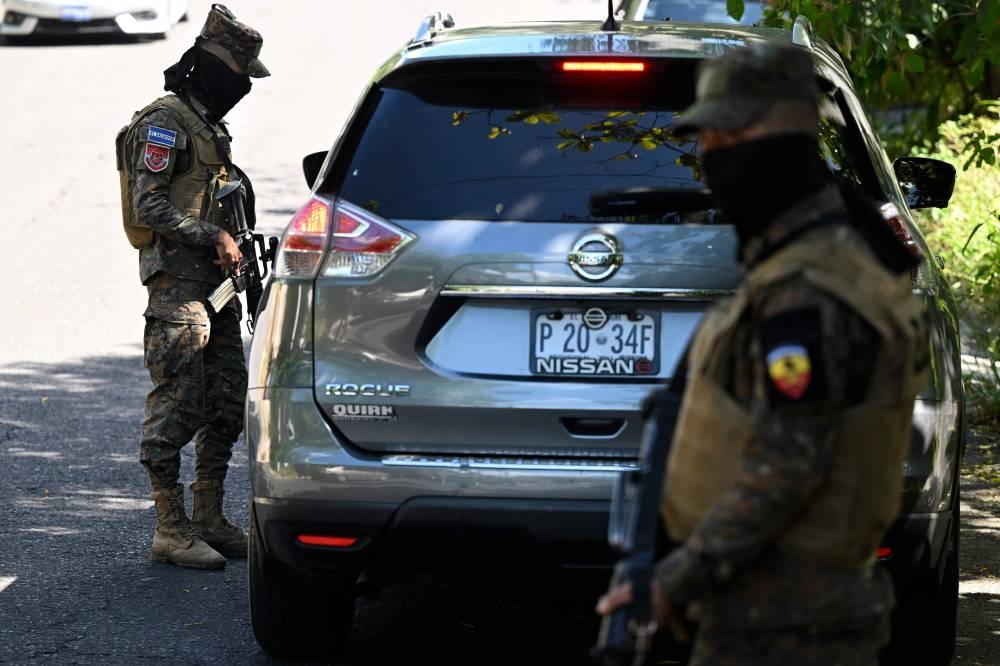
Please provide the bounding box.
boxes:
[640,0,766,24]
[819,116,864,188]
[336,86,867,222]
[339,89,701,221]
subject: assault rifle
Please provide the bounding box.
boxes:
[595,360,689,666]
[206,178,278,333]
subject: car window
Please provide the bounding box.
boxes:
[636,0,766,24]
[332,63,867,222]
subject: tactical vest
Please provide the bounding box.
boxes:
[115,95,230,249]
[661,227,928,569]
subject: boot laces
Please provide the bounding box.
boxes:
[168,493,200,541]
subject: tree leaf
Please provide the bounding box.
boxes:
[487,126,501,139]
[905,52,925,73]
[726,0,745,21]
[886,71,910,97]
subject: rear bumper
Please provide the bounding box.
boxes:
[254,496,616,575]
[880,509,953,587]
[247,387,627,506]
[248,388,954,582]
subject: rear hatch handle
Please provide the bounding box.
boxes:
[560,417,627,439]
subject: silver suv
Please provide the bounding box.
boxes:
[247,14,964,663]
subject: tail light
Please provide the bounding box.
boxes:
[274,197,415,279]
[879,202,931,287]
[320,200,415,278]
[561,60,646,73]
[274,195,333,278]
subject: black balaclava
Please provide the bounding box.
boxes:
[699,132,920,274]
[164,45,251,124]
[700,133,829,254]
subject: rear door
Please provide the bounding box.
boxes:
[311,57,735,457]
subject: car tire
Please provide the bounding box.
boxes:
[930,492,959,664]
[883,493,959,666]
[248,505,356,657]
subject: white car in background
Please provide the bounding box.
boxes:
[1,0,188,38]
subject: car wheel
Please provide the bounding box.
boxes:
[883,493,959,666]
[929,492,959,664]
[248,504,356,657]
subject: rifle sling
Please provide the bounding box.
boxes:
[178,92,257,230]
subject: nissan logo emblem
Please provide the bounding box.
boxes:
[568,233,622,282]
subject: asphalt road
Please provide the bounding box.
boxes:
[0,1,998,664]
[0,1,613,664]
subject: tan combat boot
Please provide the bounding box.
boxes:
[190,479,248,558]
[150,486,226,570]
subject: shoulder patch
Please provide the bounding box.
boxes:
[144,143,171,173]
[146,126,177,148]
[766,344,812,399]
[760,307,828,406]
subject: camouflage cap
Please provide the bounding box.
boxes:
[671,43,818,136]
[198,4,269,78]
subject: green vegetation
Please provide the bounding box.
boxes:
[917,109,1000,423]
[727,0,1000,421]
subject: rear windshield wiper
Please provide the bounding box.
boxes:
[589,187,715,218]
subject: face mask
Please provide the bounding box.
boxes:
[187,50,252,123]
[700,133,828,248]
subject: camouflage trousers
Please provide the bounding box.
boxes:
[139,274,247,491]
[688,614,891,666]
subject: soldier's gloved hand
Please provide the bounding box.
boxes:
[214,229,242,275]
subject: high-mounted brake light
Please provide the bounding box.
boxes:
[297,534,358,548]
[561,61,646,73]
[275,195,333,278]
[321,200,415,278]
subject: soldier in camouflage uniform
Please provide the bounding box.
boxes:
[598,44,928,664]
[115,4,269,570]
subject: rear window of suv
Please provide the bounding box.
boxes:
[330,59,868,222]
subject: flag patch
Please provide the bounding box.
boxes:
[144,143,171,172]
[146,126,177,148]
[766,344,812,400]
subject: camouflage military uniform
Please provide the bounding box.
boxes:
[120,3,268,494]
[656,190,909,664]
[123,98,247,492]
[650,44,928,664]
[117,4,269,569]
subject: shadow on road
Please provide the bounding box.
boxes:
[955,426,1000,664]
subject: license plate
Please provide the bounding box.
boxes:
[530,308,659,376]
[60,6,92,21]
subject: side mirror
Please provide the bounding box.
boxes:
[302,151,327,189]
[893,157,956,210]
